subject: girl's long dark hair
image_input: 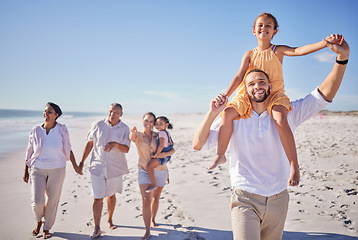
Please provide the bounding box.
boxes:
[157,116,173,129]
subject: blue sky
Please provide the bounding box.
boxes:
[1,0,357,114]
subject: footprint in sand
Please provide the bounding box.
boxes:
[164,213,172,219]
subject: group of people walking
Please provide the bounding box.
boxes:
[23,102,174,240]
[23,12,350,240]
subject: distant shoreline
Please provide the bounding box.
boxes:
[0,108,357,117]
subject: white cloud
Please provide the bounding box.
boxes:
[313,52,336,63]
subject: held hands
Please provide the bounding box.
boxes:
[324,34,349,59]
[210,93,228,115]
[79,161,84,171]
[73,164,83,175]
[325,34,344,46]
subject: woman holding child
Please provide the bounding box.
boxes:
[129,112,175,240]
[23,102,82,239]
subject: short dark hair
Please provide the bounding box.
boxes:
[156,116,173,129]
[47,102,62,120]
[245,69,270,83]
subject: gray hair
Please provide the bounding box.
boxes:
[111,103,123,111]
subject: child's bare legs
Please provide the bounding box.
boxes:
[209,106,239,170]
[146,158,160,192]
[272,105,300,186]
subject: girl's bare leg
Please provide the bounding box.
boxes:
[272,105,300,186]
[209,106,239,170]
[146,159,160,192]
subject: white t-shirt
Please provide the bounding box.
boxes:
[203,88,330,196]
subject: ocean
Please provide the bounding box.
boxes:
[0,109,104,154]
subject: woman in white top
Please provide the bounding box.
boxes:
[23,102,82,239]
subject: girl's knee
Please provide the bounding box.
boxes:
[272,106,289,124]
[222,107,239,121]
[147,159,158,168]
[273,117,289,128]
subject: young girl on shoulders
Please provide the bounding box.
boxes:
[210,12,342,186]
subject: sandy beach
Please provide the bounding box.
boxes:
[1,112,357,240]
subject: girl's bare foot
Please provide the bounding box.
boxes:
[151,220,159,227]
[43,230,51,239]
[208,154,227,170]
[32,221,42,236]
[288,165,300,186]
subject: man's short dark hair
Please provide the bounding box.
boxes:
[245,69,270,83]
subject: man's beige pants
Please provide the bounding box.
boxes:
[231,188,289,240]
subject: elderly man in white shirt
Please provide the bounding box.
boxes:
[193,36,349,240]
[79,103,130,238]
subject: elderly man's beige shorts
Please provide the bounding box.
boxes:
[231,188,289,240]
[91,174,123,199]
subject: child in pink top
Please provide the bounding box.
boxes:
[146,116,174,192]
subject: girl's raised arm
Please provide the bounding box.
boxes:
[225,50,252,97]
[277,34,344,60]
[276,40,327,57]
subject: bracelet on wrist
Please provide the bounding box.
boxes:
[336,58,348,65]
